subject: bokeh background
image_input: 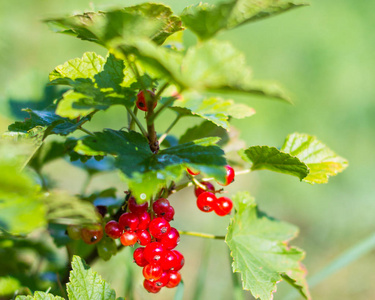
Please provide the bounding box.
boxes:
[1,0,374,299]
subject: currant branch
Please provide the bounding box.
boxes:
[178,230,225,240]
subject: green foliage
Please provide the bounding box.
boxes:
[50,52,135,119]
[181,0,309,40]
[0,276,21,297]
[179,120,229,145]
[8,106,91,137]
[226,192,310,300]
[17,292,64,300]
[240,145,309,180]
[281,133,348,184]
[97,236,117,261]
[240,133,348,183]
[67,256,116,300]
[45,3,183,47]
[77,130,226,201]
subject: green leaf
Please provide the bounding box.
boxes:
[44,191,100,225]
[181,0,308,40]
[16,291,64,300]
[123,39,290,102]
[239,146,309,180]
[179,120,229,145]
[171,92,255,130]
[50,52,135,119]
[45,3,183,47]
[67,255,116,300]
[8,105,91,137]
[79,130,226,202]
[0,276,21,296]
[226,192,310,300]
[280,133,348,184]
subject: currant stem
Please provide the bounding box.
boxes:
[155,82,169,100]
[150,94,180,123]
[158,114,181,145]
[178,230,225,240]
[79,127,95,136]
[189,174,208,190]
[126,106,148,138]
[129,106,138,131]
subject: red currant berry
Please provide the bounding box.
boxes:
[214,197,233,216]
[196,192,216,213]
[120,231,138,247]
[128,197,148,215]
[81,224,103,244]
[152,198,170,215]
[143,263,163,281]
[143,279,161,293]
[167,271,182,288]
[217,165,235,186]
[105,220,122,239]
[194,181,215,198]
[134,247,148,267]
[171,250,184,271]
[136,90,157,112]
[160,250,178,270]
[144,242,166,263]
[149,218,171,239]
[187,168,200,176]
[158,205,174,222]
[137,229,152,246]
[119,212,140,231]
[138,211,151,230]
[158,227,180,250]
[67,225,81,240]
[153,271,169,288]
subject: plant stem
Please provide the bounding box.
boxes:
[178,230,225,240]
[125,106,148,138]
[158,114,181,145]
[79,127,95,136]
[81,173,92,196]
[150,96,178,123]
[56,273,68,299]
[155,82,169,99]
[129,106,138,131]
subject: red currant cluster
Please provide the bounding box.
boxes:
[104,197,183,293]
[189,165,235,216]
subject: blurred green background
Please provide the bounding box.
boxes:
[1,0,374,299]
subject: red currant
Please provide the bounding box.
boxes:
[143,263,163,281]
[158,205,174,222]
[120,231,138,247]
[104,220,122,239]
[149,218,171,239]
[136,90,157,112]
[137,229,152,246]
[160,250,178,270]
[133,247,148,267]
[158,227,180,250]
[81,224,103,244]
[196,192,216,212]
[167,270,182,288]
[128,197,148,215]
[217,165,235,186]
[214,197,233,216]
[138,211,151,230]
[143,279,161,293]
[144,242,166,263]
[119,212,139,231]
[152,198,170,215]
[187,168,200,176]
[153,271,169,288]
[171,250,184,271]
[194,181,215,198]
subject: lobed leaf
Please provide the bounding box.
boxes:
[45,3,183,47]
[179,120,229,145]
[170,92,255,130]
[78,130,227,202]
[67,256,116,300]
[50,52,135,119]
[280,133,348,184]
[16,292,64,300]
[240,146,309,180]
[226,192,310,300]
[181,0,309,40]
